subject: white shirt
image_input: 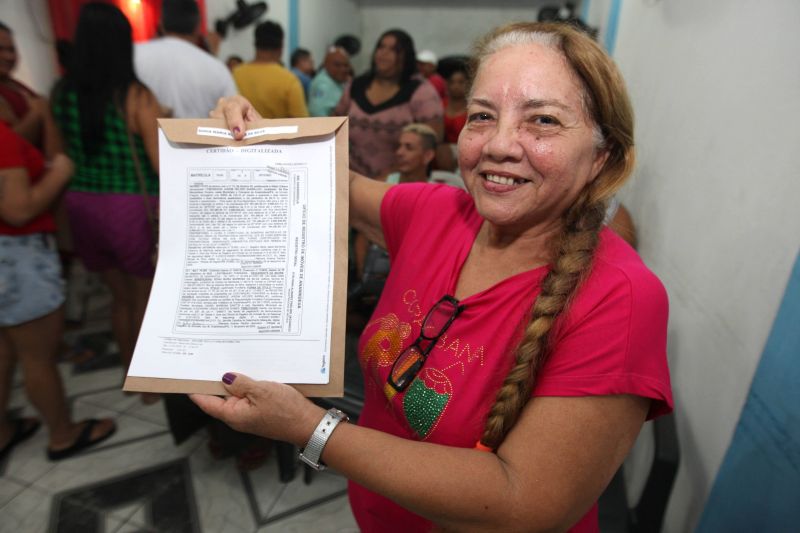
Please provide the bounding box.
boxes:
[134,36,237,119]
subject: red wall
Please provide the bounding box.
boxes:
[48,0,206,43]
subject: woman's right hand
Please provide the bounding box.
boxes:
[210,96,262,141]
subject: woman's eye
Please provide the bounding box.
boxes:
[467,112,493,122]
[533,115,560,126]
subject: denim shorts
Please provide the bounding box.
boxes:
[0,234,65,327]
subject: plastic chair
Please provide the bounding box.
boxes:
[347,243,391,304]
[598,412,680,533]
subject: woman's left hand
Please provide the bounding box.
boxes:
[190,373,326,446]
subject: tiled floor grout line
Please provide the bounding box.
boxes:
[0,478,31,514]
[259,489,349,528]
[2,446,59,492]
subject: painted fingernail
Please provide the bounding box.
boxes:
[233,127,240,135]
[222,373,236,385]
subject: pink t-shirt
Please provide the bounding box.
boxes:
[349,183,673,533]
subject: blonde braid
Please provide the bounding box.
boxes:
[480,190,607,449]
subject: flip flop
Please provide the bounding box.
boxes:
[0,417,42,462]
[47,419,116,461]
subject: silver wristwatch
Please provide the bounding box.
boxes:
[299,408,349,471]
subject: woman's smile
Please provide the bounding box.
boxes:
[483,172,532,186]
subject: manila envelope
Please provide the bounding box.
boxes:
[123,117,349,397]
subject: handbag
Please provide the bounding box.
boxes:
[126,126,159,267]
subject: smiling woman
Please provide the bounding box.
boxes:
[199,21,672,533]
[459,36,610,241]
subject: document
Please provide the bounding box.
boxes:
[125,118,348,396]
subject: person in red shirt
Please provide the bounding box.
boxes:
[0,121,116,462]
[198,22,672,533]
[416,49,446,101]
[436,60,469,171]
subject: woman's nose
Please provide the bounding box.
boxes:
[482,120,524,162]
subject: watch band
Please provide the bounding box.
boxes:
[299,408,348,471]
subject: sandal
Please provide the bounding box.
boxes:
[0,417,42,462]
[47,419,116,461]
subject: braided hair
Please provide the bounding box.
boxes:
[469,23,636,449]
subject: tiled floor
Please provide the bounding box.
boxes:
[0,268,359,532]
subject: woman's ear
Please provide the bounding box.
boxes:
[589,149,610,183]
[424,149,436,167]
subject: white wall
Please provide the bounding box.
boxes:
[609,1,800,531]
[298,0,360,69]
[358,0,554,75]
[0,0,57,94]
[206,0,288,64]
[206,0,360,69]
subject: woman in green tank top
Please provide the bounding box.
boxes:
[51,3,162,384]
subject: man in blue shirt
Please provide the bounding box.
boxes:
[308,46,351,117]
[290,48,314,98]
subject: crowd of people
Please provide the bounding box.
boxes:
[1,0,669,531]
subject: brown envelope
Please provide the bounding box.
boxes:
[123,117,349,397]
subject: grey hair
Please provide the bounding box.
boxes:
[481,29,561,55]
